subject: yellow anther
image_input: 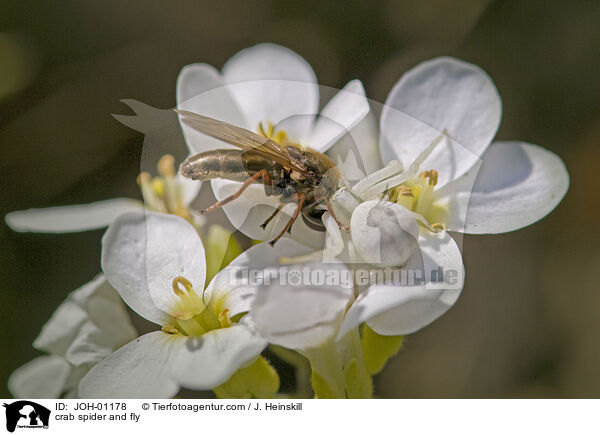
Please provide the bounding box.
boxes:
[258,121,284,142]
[172,276,194,296]
[161,324,181,334]
[390,169,448,231]
[137,172,151,186]
[431,222,446,232]
[218,309,232,328]
[157,154,175,177]
[396,185,413,197]
[266,122,275,138]
[275,130,288,144]
[151,177,165,197]
[429,169,438,186]
[419,170,438,186]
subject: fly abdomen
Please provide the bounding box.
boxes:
[180,149,249,182]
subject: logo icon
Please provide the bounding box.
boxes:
[3,401,50,433]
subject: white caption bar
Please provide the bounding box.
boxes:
[1,399,598,435]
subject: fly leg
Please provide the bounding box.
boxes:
[198,169,272,215]
[269,192,306,246]
[260,204,283,230]
[320,197,350,232]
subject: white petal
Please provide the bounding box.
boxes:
[441,141,569,233]
[62,364,90,398]
[79,331,180,398]
[176,63,247,154]
[177,171,202,207]
[102,211,204,324]
[33,276,101,355]
[380,57,501,187]
[272,113,315,145]
[108,211,206,318]
[70,276,138,350]
[207,239,311,317]
[5,198,143,233]
[306,80,370,153]
[33,275,136,367]
[223,43,318,132]
[251,262,354,349]
[350,200,420,267]
[322,213,345,261]
[8,356,72,399]
[33,299,87,355]
[210,179,326,250]
[169,325,266,390]
[68,273,110,303]
[64,322,115,366]
[177,63,223,107]
[327,111,382,179]
[143,212,208,315]
[339,229,464,337]
[65,320,134,367]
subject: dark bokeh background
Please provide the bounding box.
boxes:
[1,0,598,398]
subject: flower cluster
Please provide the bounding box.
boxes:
[7,43,569,399]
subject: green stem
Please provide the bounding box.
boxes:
[300,326,373,399]
[301,341,346,399]
[341,328,373,398]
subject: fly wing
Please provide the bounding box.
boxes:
[175,110,308,173]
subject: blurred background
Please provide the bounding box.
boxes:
[1,0,598,398]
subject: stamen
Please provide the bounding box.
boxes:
[137,172,151,187]
[170,276,207,321]
[429,170,438,186]
[151,177,165,197]
[172,276,194,296]
[257,122,268,137]
[275,130,288,144]
[157,154,175,178]
[138,172,167,212]
[258,121,287,143]
[396,185,413,197]
[419,170,438,186]
[161,324,181,334]
[266,122,275,138]
[431,222,446,232]
[218,309,232,328]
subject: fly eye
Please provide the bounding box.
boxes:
[302,207,326,232]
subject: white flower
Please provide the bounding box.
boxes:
[250,207,463,348]
[371,56,569,235]
[79,210,294,398]
[5,154,201,233]
[176,43,378,249]
[322,56,569,336]
[250,260,355,350]
[8,274,137,398]
[248,227,461,398]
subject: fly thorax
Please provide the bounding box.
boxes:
[162,276,232,337]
